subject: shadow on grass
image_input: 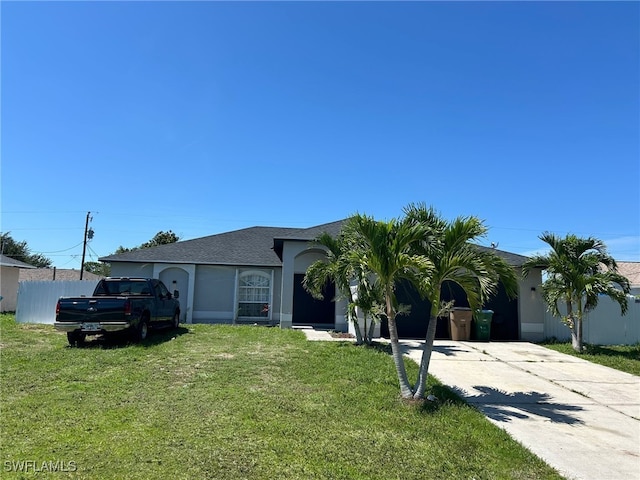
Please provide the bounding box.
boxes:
[415,384,469,414]
[367,341,393,355]
[582,344,640,361]
[450,385,585,425]
[69,326,191,349]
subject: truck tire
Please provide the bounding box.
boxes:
[67,332,86,347]
[172,312,180,329]
[133,317,149,342]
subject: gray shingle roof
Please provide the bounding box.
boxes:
[99,220,530,268]
[272,220,348,259]
[476,246,530,267]
[100,226,299,267]
[0,254,36,269]
[275,219,348,241]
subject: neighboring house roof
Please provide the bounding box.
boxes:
[101,219,530,268]
[19,268,103,282]
[0,254,36,269]
[617,261,640,287]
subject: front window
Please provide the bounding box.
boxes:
[237,272,270,318]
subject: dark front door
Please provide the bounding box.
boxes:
[292,273,335,326]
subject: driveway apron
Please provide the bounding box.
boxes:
[399,340,640,480]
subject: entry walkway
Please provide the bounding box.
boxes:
[399,340,640,480]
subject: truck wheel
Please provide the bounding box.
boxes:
[67,332,86,347]
[135,318,149,342]
[172,312,180,329]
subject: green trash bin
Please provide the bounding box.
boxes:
[474,310,493,341]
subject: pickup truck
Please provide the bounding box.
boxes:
[55,277,181,346]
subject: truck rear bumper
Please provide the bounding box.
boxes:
[54,322,132,333]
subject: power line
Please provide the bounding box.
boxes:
[37,242,84,254]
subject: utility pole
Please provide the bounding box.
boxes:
[80,211,92,280]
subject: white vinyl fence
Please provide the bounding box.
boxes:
[543,295,640,345]
[16,281,97,324]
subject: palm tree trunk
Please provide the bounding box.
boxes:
[567,300,581,353]
[362,313,369,344]
[348,300,364,345]
[367,317,376,345]
[353,320,364,345]
[574,318,583,352]
[386,294,413,398]
[575,300,584,353]
[413,305,439,399]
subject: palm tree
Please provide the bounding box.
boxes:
[522,233,630,353]
[303,230,365,344]
[348,270,385,345]
[346,214,434,398]
[404,203,518,399]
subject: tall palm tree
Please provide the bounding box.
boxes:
[346,214,434,398]
[522,233,630,352]
[404,203,518,399]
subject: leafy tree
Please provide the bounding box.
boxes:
[140,230,180,249]
[83,261,111,277]
[104,230,180,273]
[115,230,180,254]
[0,232,52,268]
[403,203,518,399]
[522,233,630,353]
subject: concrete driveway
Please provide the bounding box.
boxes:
[400,340,640,480]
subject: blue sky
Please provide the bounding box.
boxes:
[2,1,639,269]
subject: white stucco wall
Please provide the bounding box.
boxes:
[192,265,237,323]
[0,267,20,312]
[518,267,546,342]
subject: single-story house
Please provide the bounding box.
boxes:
[100,220,546,341]
[0,254,36,312]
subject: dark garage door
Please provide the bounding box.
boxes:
[380,280,519,340]
[292,273,335,326]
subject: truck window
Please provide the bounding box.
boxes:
[154,281,170,299]
[95,280,149,296]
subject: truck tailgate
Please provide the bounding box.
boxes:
[56,297,129,323]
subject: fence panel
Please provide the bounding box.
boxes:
[544,295,640,345]
[16,281,96,324]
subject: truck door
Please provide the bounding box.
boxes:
[153,280,174,324]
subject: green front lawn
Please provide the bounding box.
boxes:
[1,314,561,479]
[541,341,640,376]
